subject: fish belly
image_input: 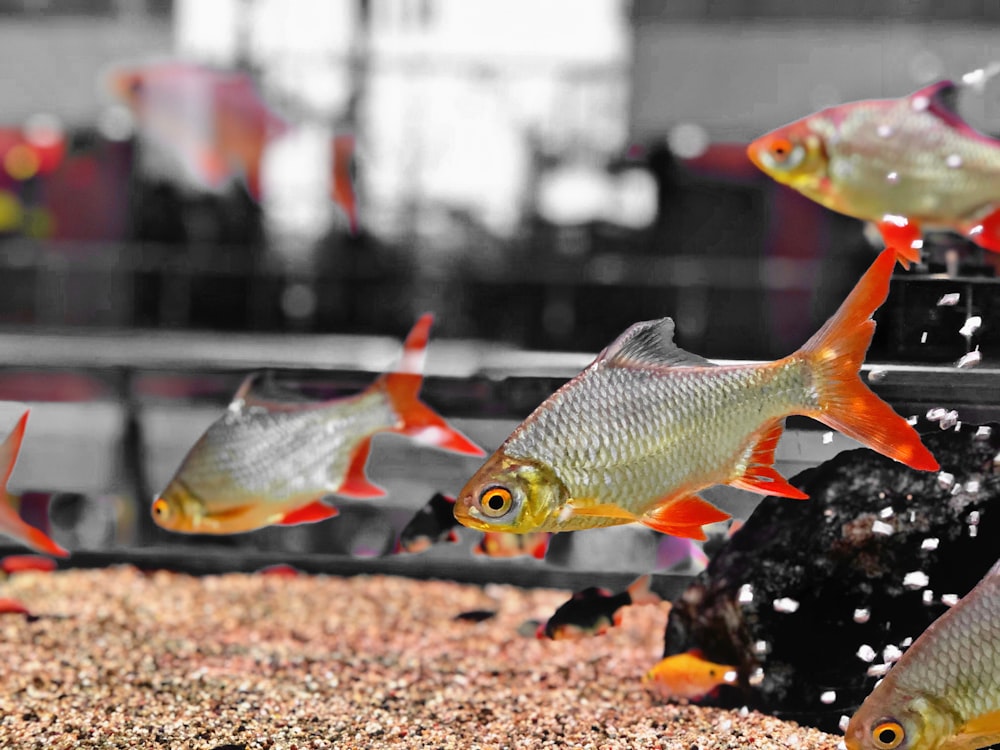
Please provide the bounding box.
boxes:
[507,362,809,517]
[178,391,398,507]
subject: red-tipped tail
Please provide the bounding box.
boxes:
[380,315,485,457]
[798,248,938,471]
[0,411,69,558]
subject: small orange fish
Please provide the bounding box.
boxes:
[748,77,1000,267]
[474,530,550,560]
[152,315,483,535]
[0,554,58,574]
[0,411,68,558]
[644,649,739,701]
[537,574,661,640]
[454,249,938,540]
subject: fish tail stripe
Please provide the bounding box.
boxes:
[798,248,938,472]
[396,313,434,375]
[0,410,28,490]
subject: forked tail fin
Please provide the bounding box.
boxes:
[797,248,938,472]
[379,315,484,457]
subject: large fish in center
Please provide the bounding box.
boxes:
[152,315,483,534]
[454,248,938,539]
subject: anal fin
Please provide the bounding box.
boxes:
[876,215,923,268]
[337,439,386,498]
[278,500,339,526]
[640,495,731,540]
[729,420,809,500]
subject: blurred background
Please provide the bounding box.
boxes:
[0,0,997,571]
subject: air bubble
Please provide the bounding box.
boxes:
[883,645,903,663]
[853,608,870,624]
[773,597,800,613]
[921,537,939,550]
[945,154,963,168]
[959,316,982,338]
[922,589,934,604]
[753,640,771,655]
[936,292,960,306]
[877,124,894,138]
[941,593,960,606]
[904,571,930,589]
[867,663,891,677]
[823,431,834,444]
[748,668,765,687]
[820,690,837,704]
[857,644,876,662]
[738,583,754,604]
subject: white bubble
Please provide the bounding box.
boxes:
[879,507,895,519]
[937,471,955,489]
[877,124,894,138]
[820,690,837,704]
[959,316,982,338]
[921,537,939,550]
[867,663,891,677]
[867,368,888,383]
[903,571,930,589]
[936,292,961,306]
[957,349,982,369]
[753,640,771,655]
[773,597,800,613]
[883,645,903,663]
[941,593,960,607]
[667,123,710,160]
[946,154,964,169]
[922,589,934,604]
[975,426,992,440]
[857,644,876,662]
[853,608,870,624]
[823,431,834,444]
[738,583,754,604]
[872,520,894,536]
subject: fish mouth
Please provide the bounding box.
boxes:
[452,499,493,532]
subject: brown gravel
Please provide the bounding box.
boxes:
[0,567,840,749]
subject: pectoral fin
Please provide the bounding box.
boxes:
[640,495,730,540]
[568,503,639,521]
[943,710,1000,750]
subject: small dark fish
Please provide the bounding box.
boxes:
[395,492,461,554]
[537,574,661,640]
[454,609,497,623]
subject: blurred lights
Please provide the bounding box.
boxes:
[4,144,40,181]
[667,123,708,160]
[98,106,135,142]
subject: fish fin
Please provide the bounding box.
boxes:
[0,410,28,490]
[568,502,640,521]
[446,529,460,543]
[337,439,386,498]
[729,421,809,499]
[626,574,660,606]
[949,710,1000,750]
[600,318,715,369]
[277,500,339,526]
[797,248,939,471]
[378,315,484,456]
[530,533,550,560]
[640,495,731,540]
[875,216,922,269]
[960,205,1000,253]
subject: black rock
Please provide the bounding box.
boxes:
[662,423,1000,734]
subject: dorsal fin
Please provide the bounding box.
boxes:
[600,318,714,369]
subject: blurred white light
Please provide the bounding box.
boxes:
[175,0,241,66]
[667,123,709,159]
[97,106,135,142]
[610,168,657,229]
[24,113,63,147]
[536,163,612,226]
[281,283,317,320]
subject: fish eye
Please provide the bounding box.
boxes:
[763,137,805,171]
[478,486,514,518]
[152,498,171,521]
[871,719,905,749]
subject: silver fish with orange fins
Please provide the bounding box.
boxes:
[747,74,1000,268]
[845,556,1000,750]
[0,411,68,558]
[152,315,484,534]
[454,248,938,539]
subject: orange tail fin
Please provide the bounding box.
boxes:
[797,248,938,471]
[379,315,484,456]
[0,411,69,558]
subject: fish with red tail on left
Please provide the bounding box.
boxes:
[0,410,68,558]
[151,315,484,535]
[536,574,662,640]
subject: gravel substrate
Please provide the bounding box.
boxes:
[0,567,840,749]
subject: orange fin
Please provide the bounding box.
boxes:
[953,709,1000,748]
[729,421,809,499]
[798,248,939,472]
[337,439,386,498]
[640,495,731,540]
[530,533,550,560]
[569,503,639,521]
[961,205,1000,253]
[626,574,661,606]
[278,500,339,526]
[379,315,484,457]
[876,216,923,268]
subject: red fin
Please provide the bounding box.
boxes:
[876,216,922,268]
[0,410,27,489]
[798,248,939,472]
[626,574,660,606]
[337,439,386,498]
[530,533,550,560]
[961,205,1000,253]
[729,421,809,499]
[277,500,339,526]
[640,495,731,539]
[380,316,484,457]
[1,554,57,574]
[0,598,31,616]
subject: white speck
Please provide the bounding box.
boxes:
[748,668,765,687]
[884,213,909,227]
[717,718,733,732]
[941,593,960,606]
[927,408,947,422]
[877,124,894,138]
[867,368,888,383]
[738,583,754,604]
[839,715,851,732]
[853,608,870,624]
[872,520,894,536]
[907,415,919,425]
[773,597,800,613]
[723,669,738,684]
[904,571,930,589]
[965,479,981,494]
[912,95,930,111]
[937,292,961,306]
[879,507,894,519]
[921,537,939,550]
[945,154,964,169]
[867,663,891,677]
[753,639,771,655]
[878,491,886,500]
[970,525,979,538]
[901,637,913,647]
[960,316,982,338]
[886,171,900,184]
[557,506,574,523]
[923,589,934,604]
[937,471,955,489]
[975,426,992,440]
[857,644,876,662]
[823,431,834,444]
[920,331,929,344]
[738,705,750,717]
[956,349,981,369]
[909,511,916,523]
[883,645,903,663]
[787,734,801,749]
[911,238,924,250]
[820,690,837,704]
[939,410,959,430]
[968,510,981,525]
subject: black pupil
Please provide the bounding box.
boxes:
[486,493,506,511]
[877,727,897,745]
